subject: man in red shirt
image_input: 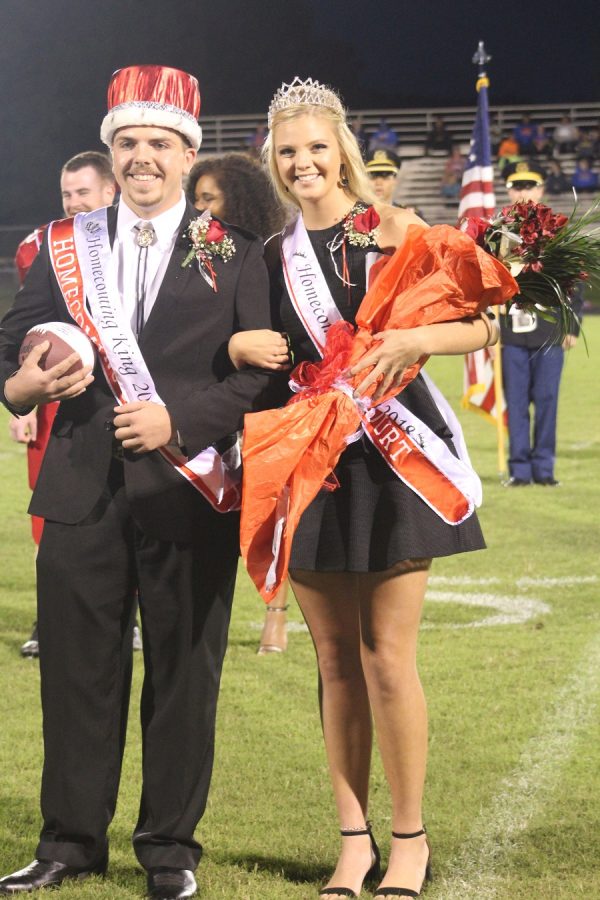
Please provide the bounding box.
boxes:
[10,151,116,657]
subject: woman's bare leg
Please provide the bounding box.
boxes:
[289,569,375,899]
[359,562,431,897]
[257,580,289,654]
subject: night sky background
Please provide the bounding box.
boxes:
[1,0,599,226]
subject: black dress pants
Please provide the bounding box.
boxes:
[34,459,239,870]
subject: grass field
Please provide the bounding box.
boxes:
[0,323,599,899]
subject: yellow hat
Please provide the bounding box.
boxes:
[505,160,545,188]
[365,149,400,175]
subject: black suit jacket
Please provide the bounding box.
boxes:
[0,200,282,542]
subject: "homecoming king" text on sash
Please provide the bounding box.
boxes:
[47,208,241,513]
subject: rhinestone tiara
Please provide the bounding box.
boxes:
[267,76,345,128]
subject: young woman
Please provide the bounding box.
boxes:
[186,152,286,240]
[229,78,497,900]
[187,153,291,654]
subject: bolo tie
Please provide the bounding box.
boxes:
[133,221,156,338]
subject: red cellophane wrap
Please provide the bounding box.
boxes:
[241,224,517,601]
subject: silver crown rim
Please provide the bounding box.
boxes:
[267,76,345,128]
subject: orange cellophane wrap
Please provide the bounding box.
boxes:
[241,224,517,601]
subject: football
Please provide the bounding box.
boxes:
[18,322,96,376]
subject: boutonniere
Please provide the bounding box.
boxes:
[342,203,380,248]
[181,210,236,292]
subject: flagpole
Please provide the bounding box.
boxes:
[492,306,507,476]
[471,41,508,478]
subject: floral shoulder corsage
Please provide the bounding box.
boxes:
[181,210,236,292]
[342,202,380,248]
[328,203,381,286]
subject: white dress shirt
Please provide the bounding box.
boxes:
[113,193,187,334]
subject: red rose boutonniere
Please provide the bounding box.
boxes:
[342,203,380,248]
[182,211,236,291]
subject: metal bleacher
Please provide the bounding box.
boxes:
[199,101,600,158]
[395,153,598,226]
[2,101,599,260]
[198,100,600,226]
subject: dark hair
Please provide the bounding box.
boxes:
[186,153,286,239]
[62,151,115,185]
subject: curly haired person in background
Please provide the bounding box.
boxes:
[187,152,292,654]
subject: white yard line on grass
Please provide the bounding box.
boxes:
[424,591,550,628]
[429,575,598,589]
[432,626,600,899]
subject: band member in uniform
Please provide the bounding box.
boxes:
[364,149,401,205]
[0,65,279,899]
[500,161,583,487]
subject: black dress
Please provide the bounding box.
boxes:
[271,218,485,573]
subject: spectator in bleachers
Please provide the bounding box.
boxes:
[245,122,267,157]
[497,133,520,161]
[489,115,503,154]
[350,117,368,157]
[552,115,579,154]
[531,124,552,157]
[571,157,599,194]
[424,115,453,155]
[575,128,600,161]
[368,117,398,154]
[513,113,536,153]
[439,147,465,201]
[545,159,570,195]
[365,149,400,204]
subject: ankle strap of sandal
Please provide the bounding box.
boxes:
[340,820,373,837]
[391,826,426,839]
[266,605,289,612]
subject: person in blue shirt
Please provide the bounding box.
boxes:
[571,157,599,193]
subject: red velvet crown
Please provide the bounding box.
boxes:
[100,65,202,149]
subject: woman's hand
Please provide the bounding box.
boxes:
[228,330,291,371]
[350,328,428,402]
[350,315,496,403]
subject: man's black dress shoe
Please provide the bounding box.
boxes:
[147,867,197,899]
[0,857,107,893]
[502,477,531,487]
[534,477,561,486]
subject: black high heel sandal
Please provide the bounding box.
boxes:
[373,827,432,898]
[320,821,381,898]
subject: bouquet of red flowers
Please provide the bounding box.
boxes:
[461,198,600,334]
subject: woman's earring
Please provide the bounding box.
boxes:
[339,164,349,187]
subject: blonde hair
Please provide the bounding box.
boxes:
[262,104,375,211]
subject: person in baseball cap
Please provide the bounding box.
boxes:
[0,65,280,899]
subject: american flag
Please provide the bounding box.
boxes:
[459,72,505,429]
[462,346,506,427]
[457,75,495,219]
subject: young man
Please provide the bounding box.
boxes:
[0,65,279,899]
[500,161,583,487]
[365,148,400,204]
[11,151,117,658]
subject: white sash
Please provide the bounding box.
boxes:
[47,209,241,512]
[280,214,482,524]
